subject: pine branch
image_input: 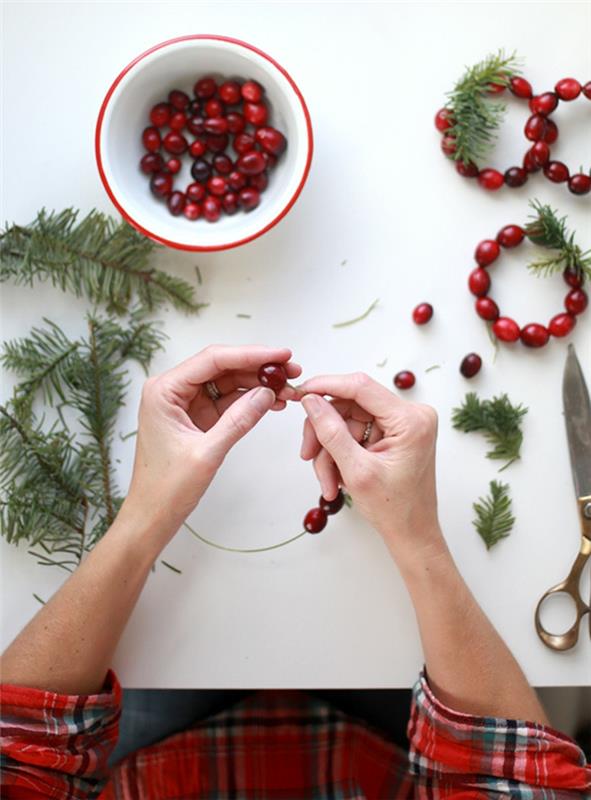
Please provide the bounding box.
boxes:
[525,200,591,281]
[473,480,514,550]
[445,50,521,165]
[0,208,205,315]
[452,392,527,470]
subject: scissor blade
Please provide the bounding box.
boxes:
[563,344,591,499]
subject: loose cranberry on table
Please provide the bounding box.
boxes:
[257,362,288,392]
[304,507,328,534]
[394,370,415,390]
[412,302,433,325]
[460,353,482,378]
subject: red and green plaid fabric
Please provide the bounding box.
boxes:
[2,670,589,799]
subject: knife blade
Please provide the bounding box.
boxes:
[563,344,591,500]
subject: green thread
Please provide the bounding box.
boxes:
[184,521,307,553]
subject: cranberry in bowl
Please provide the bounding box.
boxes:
[96,35,313,251]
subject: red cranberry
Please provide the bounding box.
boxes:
[189,139,206,158]
[460,353,482,378]
[191,158,212,183]
[434,107,454,131]
[555,78,581,101]
[228,170,247,191]
[205,133,229,153]
[568,174,591,195]
[563,267,584,288]
[169,111,187,131]
[168,89,190,110]
[207,176,228,196]
[531,140,550,167]
[204,117,228,134]
[255,126,287,156]
[237,151,266,175]
[319,490,345,515]
[226,112,246,134]
[520,323,549,348]
[213,154,233,175]
[150,102,172,127]
[304,507,328,534]
[140,152,164,174]
[204,98,224,118]
[167,191,186,216]
[258,362,288,392]
[149,171,173,198]
[468,267,491,296]
[194,77,217,99]
[565,288,588,315]
[504,166,528,187]
[509,76,533,99]
[583,82,591,100]
[142,126,161,152]
[262,152,277,169]
[244,101,268,126]
[165,157,182,174]
[475,297,500,321]
[543,119,559,144]
[549,312,576,337]
[183,202,201,221]
[163,131,188,155]
[544,161,569,183]
[241,80,263,103]
[187,116,205,136]
[222,192,239,215]
[497,224,524,248]
[187,182,206,202]
[478,169,504,191]
[524,114,547,141]
[233,133,256,155]
[440,135,456,157]
[412,302,434,325]
[523,149,541,173]
[492,317,520,342]
[456,160,479,178]
[487,81,505,94]
[475,239,500,267]
[188,99,201,116]
[219,80,242,104]
[529,92,558,115]
[249,171,268,191]
[238,187,261,211]
[202,195,222,222]
[394,370,415,390]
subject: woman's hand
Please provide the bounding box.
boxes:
[299,373,444,565]
[122,344,301,544]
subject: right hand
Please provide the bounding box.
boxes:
[298,373,446,564]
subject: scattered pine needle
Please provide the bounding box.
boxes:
[333,298,379,329]
[425,364,441,373]
[341,259,348,266]
[195,266,203,285]
[376,357,388,368]
[161,560,182,574]
[119,429,137,441]
[32,593,45,605]
[236,313,252,319]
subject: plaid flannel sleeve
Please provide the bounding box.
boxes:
[0,670,121,800]
[407,670,591,798]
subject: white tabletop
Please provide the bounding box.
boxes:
[1,1,590,688]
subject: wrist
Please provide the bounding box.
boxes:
[381,521,456,584]
[111,495,183,559]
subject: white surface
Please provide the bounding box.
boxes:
[1,1,590,688]
[99,35,311,249]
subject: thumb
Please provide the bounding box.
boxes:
[205,386,276,462]
[301,394,356,467]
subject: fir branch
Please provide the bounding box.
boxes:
[452,392,527,470]
[445,50,521,165]
[0,208,205,315]
[525,200,591,281]
[333,298,379,328]
[473,480,514,550]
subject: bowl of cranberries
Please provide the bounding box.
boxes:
[96,35,313,251]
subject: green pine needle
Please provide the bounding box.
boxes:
[473,480,515,550]
[452,392,527,470]
[0,208,206,315]
[525,200,591,282]
[445,50,521,166]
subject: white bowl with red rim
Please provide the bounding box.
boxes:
[95,35,313,252]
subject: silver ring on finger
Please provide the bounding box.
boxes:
[205,380,222,401]
[361,420,373,445]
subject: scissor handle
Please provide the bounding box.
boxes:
[535,537,591,651]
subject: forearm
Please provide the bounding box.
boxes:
[391,528,549,725]
[1,500,170,695]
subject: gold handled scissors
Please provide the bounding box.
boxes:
[535,344,591,651]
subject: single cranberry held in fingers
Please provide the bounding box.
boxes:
[565,288,588,315]
[475,239,500,266]
[520,323,549,348]
[475,297,500,321]
[549,312,576,337]
[319,490,345,515]
[258,362,288,392]
[555,78,581,101]
[394,370,415,390]
[544,161,569,183]
[478,169,504,191]
[497,225,524,248]
[563,266,584,288]
[468,267,491,297]
[460,353,482,378]
[304,507,328,534]
[412,303,434,325]
[492,317,520,342]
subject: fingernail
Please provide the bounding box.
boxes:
[250,386,275,411]
[302,394,322,418]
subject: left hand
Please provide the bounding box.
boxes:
[122,344,301,543]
